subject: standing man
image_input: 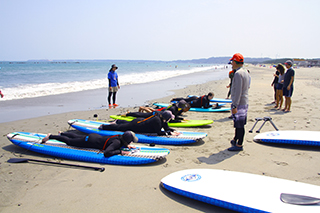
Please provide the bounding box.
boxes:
[282,60,295,112]
[108,64,120,107]
[228,53,250,151]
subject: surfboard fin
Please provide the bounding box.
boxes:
[280,193,320,205]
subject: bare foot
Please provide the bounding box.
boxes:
[41,133,51,144]
[109,120,118,125]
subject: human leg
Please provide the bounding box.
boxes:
[278,89,283,110]
[112,92,117,105]
[229,105,247,151]
[275,89,280,108]
[108,91,112,105]
[285,97,292,112]
[48,134,85,146]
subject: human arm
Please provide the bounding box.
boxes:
[230,73,242,108]
[103,140,122,157]
[287,76,294,90]
[116,77,120,89]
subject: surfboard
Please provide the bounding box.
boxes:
[171,100,227,107]
[253,130,320,146]
[188,95,232,103]
[153,103,231,112]
[7,132,170,165]
[161,169,320,213]
[68,119,207,145]
[109,115,213,127]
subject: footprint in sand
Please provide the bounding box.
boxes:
[272,160,288,166]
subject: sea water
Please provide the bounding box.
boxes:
[0,60,227,101]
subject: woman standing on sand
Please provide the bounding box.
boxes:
[274,64,285,110]
[107,64,120,108]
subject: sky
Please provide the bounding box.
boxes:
[1,0,319,61]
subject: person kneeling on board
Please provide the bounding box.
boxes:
[99,110,180,136]
[42,131,138,157]
[170,92,219,109]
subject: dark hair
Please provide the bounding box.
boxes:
[276,64,285,75]
[208,92,214,97]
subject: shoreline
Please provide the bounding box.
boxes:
[0,67,228,123]
[1,65,320,212]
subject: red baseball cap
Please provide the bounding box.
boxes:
[230,53,244,63]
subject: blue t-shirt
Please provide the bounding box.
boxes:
[108,71,118,87]
[283,68,294,88]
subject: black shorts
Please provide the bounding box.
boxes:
[283,86,293,97]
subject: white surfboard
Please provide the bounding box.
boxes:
[161,169,320,213]
[253,130,320,146]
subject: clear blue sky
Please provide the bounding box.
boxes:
[1,0,319,61]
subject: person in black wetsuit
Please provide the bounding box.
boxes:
[41,131,138,157]
[99,110,180,136]
[160,100,190,121]
[171,92,215,109]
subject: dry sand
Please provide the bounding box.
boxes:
[1,65,320,212]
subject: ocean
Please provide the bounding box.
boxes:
[0,61,227,101]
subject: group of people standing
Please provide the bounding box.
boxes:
[271,60,295,112]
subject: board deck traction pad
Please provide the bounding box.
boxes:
[109,115,214,127]
[161,169,320,213]
[68,119,207,145]
[253,130,320,146]
[7,132,170,165]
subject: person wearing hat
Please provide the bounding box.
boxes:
[99,110,180,136]
[228,53,251,151]
[107,64,120,108]
[170,92,215,109]
[42,131,138,157]
[282,60,295,112]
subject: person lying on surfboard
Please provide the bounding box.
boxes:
[42,131,138,157]
[170,92,220,109]
[99,110,181,136]
[137,100,190,122]
[123,106,190,123]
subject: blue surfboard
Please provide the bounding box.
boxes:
[153,103,231,112]
[188,95,232,103]
[7,132,170,165]
[161,169,320,212]
[254,130,320,147]
[68,119,207,145]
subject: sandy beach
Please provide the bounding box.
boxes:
[1,65,320,212]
